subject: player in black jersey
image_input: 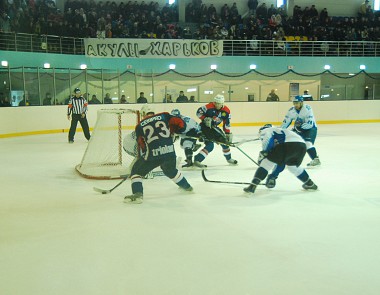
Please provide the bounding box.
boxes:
[124,105,193,204]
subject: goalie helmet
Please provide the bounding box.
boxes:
[293,95,304,102]
[171,109,181,117]
[140,104,154,117]
[214,94,225,104]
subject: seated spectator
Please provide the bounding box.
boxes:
[120,95,128,103]
[266,89,280,101]
[43,92,52,105]
[137,92,148,103]
[89,94,101,104]
[189,95,196,102]
[176,91,188,103]
[104,93,113,104]
[0,92,11,107]
[163,94,173,103]
[302,90,314,101]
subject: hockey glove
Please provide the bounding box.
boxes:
[293,125,303,133]
[258,151,268,165]
[203,117,213,128]
[225,133,233,143]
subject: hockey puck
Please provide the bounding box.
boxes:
[102,192,107,194]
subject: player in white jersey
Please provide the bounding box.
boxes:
[280,95,320,166]
[265,95,321,188]
[171,109,202,168]
[244,124,318,194]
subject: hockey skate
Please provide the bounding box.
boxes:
[265,175,277,188]
[182,160,193,168]
[179,185,194,192]
[124,192,143,204]
[193,161,207,168]
[227,158,238,165]
[307,157,321,167]
[243,184,257,193]
[302,179,318,190]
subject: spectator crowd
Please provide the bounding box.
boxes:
[1,0,380,42]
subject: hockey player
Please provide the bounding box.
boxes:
[280,95,320,166]
[124,105,193,204]
[265,95,320,187]
[170,109,202,168]
[193,94,238,168]
[244,124,318,194]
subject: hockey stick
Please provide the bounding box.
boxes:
[181,135,259,148]
[201,169,264,186]
[93,171,166,194]
[235,146,260,166]
[93,177,128,194]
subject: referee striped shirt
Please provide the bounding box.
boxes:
[67,96,88,115]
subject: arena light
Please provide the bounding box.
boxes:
[169,64,176,70]
[249,64,257,70]
[43,63,51,69]
[324,65,331,70]
[210,64,217,70]
[360,65,366,70]
[1,60,8,67]
[80,64,87,70]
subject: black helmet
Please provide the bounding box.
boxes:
[74,87,81,93]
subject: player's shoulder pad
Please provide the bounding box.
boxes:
[205,102,215,109]
[221,105,231,113]
[304,104,312,110]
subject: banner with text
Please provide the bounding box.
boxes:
[84,39,223,58]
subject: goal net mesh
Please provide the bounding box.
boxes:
[75,109,139,179]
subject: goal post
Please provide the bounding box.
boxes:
[75,108,140,179]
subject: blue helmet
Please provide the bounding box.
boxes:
[293,95,304,102]
[259,124,272,133]
[171,109,181,117]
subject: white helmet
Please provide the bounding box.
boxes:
[214,94,225,104]
[141,104,154,117]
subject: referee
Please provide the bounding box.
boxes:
[67,87,91,143]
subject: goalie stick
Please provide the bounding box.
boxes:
[201,169,264,186]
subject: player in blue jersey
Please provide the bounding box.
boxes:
[193,94,238,168]
[170,109,202,168]
[265,95,321,188]
[124,105,193,204]
[244,124,318,194]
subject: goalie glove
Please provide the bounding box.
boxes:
[225,133,233,143]
[203,117,213,128]
[258,151,268,165]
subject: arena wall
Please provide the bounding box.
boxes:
[1,100,379,138]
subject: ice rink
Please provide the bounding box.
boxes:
[1,123,380,295]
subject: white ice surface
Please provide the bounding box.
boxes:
[1,124,380,295]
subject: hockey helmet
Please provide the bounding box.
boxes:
[259,124,272,133]
[140,104,154,117]
[293,95,304,102]
[74,87,81,94]
[214,94,225,104]
[171,109,181,117]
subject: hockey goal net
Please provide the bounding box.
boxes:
[76,108,140,179]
